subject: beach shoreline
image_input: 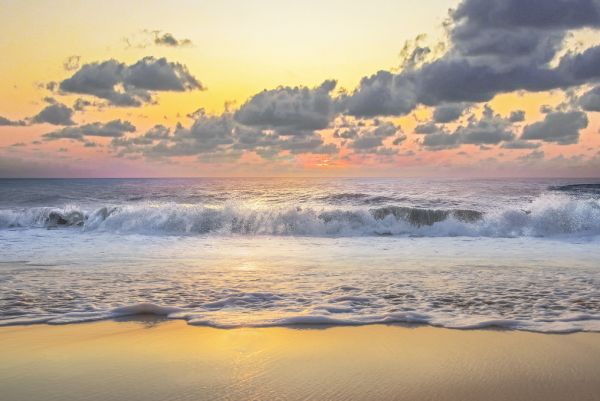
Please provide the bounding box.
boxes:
[1,319,599,401]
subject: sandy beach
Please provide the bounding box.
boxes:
[1,319,598,401]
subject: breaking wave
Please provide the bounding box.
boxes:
[0,194,599,237]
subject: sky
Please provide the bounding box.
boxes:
[1,0,600,177]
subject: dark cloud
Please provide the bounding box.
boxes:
[449,0,600,71]
[231,123,337,158]
[124,57,201,91]
[509,110,526,122]
[414,122,439,134]
[45,82,58,92]
[60,60,140,106]
[0,116,27,126]
[112,113,239,159]
[43,120,136,141]
[59,57,203,107]
[342,0,600,117]
[234,80,337,135]
[73,98,94,111]
[339,71,418,117]
[332,127,358,139]
[156,114,234,156]
[275,135,338,155]
[432,102,470,123]
[112,109,338,161]
[521,111,588,144]
[421,105,516,150]
[421,130,461,151]
[32,103,75,126]
[580,85,600,111]
[452,0,600,30]
[154,32,192,47]
[347,121,404,154]
[455,111,515,145]
[501,139,541,149]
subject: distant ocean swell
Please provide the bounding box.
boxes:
[1,194,599,237]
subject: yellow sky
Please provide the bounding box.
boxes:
[0,0,454,117]
[0,0,599,177]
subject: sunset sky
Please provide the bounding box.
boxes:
[1,0,600,177]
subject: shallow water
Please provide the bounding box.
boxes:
[0,178,599,331]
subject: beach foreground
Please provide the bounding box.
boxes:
[1,320,599,401]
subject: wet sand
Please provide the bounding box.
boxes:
[1,319,599,401]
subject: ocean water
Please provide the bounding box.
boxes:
[0,177,599,332]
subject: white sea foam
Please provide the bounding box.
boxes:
[2,304,598,333]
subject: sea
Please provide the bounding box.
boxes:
[0,177,599,332]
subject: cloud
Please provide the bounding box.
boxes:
[234,80,337,135]
[59,57,203,106]
[451,0,600,30]
[414,122,439,134]
[343,121,405,154]
[341,0,600,117]
[63,55,80,71]
[521,110,588,144]
[112,107,338,161]
[509,110,526,122]
[454,106,515,144]
[580,85,600,111]
[420,130,460,151]
[0,116,27,126]
[153,32,192,47]
[421,105,516,150]
[124,57,201,91]
[119,114,233,158]
[273,135,338,155]
[31,103,75,125]
[518,149,545,162]
[340,71,418,117]
[449,0,600,72]
[43,120,136,141]
[73,98,93,111]
[124,31,193,49]
[501,139,541,149]
[432,103,470,123]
